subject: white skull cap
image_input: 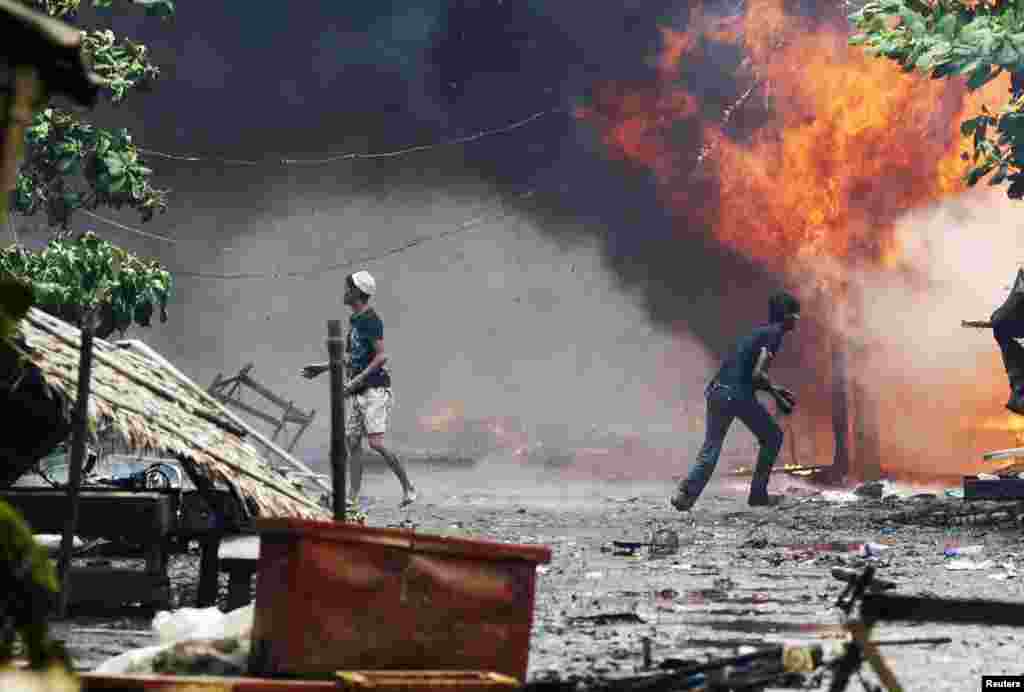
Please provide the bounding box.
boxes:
[350,270,376,296]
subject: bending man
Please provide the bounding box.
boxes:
[672,292,800,511]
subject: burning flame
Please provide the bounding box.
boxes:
[577,0,1008,293]
[976,415,1024,446]
[574,0,1020,477]
[419,402,465,433]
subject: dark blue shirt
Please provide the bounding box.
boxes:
[347,308,391,391]
[712,324,785,397]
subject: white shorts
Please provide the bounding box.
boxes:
[346,387,392,438]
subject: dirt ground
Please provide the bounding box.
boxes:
[53,455,1024,690]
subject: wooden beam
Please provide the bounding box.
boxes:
[216,395,284,427]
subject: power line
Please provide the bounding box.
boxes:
[80,209,177,244]
[176,191,534,281]
[138,109,564,167]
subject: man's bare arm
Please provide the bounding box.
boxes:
[752,347,773,388]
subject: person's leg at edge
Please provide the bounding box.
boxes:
[733,396,784,505]
[672,392,734,511]
[344,393,365,504]
[347,435,364,503]
[364,388,416,506]
[367,434,415,504]
[995,322,1024,414]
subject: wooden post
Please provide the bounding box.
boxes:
[831,331,851,481]
[56,308,97,617]
[1,66,44,229]
[327,320,347,521]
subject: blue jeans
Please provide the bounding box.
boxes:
[680,383,783,502]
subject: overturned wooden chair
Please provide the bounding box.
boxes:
[209,364,315,453]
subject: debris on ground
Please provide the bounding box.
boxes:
[93,604,253,675]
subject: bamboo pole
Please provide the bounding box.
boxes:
[327,320,347,520]
[56,308,96,617]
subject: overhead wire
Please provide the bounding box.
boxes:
[80,209,177,244]
[56,108,557,278]
[176,190,535,280]
[137,109,563,166]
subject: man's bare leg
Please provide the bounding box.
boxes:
[347,435,364,503]
[367,433,416,505]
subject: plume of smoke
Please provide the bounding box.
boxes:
[852,189,1023,475]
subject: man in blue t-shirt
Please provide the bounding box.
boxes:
[671,292,801,511]
[302,271,417,508]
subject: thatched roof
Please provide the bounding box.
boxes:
[17,308,328,519]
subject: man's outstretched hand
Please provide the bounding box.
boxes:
[301,364,328,379]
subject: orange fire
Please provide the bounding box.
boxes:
[976,415,1024,445]
[418,402,465,433]
[577,0,1008,289]
[575,0,1020,475]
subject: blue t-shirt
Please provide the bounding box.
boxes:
[712,323,785,397]
[347,308,391,391]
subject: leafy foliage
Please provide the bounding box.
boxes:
[14,0,173,227]
[0,275,34,359]
[0,232,172,338]
[16,108,167,228]
[24,0,175,22]
[850,0,1024,196]
[0,499,66,669]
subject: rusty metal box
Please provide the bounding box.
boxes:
[248,519,551,682]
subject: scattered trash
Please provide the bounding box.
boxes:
[741,533,770,549]
[989,562,1020,580]
[609,541,644,557]
[943,545,983,557]
[832,567,898,591]
[94,604,255,675]
[584,571,604,580]
[944,488,965,499]
[853,481,886,499]
[713,576,736,592]
[650,528,680,557]
[858,543,890,559]
[152,637,248,676]
[566,612,645,626]
[670,563,694,571]
[782,644,824,673]
[945,559,995,571]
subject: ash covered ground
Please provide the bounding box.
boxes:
[55,454,1024,691]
